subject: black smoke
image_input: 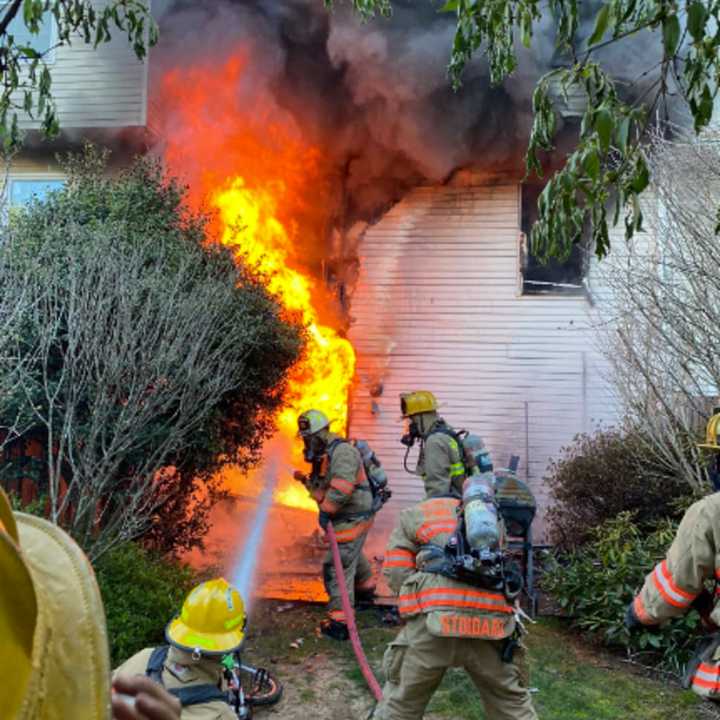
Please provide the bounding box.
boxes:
[151,0,661,234]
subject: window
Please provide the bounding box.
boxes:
[9,178,64,206]
[1,4,55,59]
[520,181,587,296]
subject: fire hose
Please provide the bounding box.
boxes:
[326,520,384,703]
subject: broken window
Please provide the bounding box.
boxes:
[520,181,586,296]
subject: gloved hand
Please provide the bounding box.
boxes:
[293,470,309,486]
[691,589,719,631]
[624,600,659,633]
[318,511,330,531]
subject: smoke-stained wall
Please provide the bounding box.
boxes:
[151,0,661,238]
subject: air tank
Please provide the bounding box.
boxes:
[463,472,501,551]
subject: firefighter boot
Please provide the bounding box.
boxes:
[319,617,350,641]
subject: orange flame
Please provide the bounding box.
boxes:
[158,55,355,513]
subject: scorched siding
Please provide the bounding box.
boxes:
[347,184,619,541]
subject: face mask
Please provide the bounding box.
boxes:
[303,434,326,463]
[401,418,421,447]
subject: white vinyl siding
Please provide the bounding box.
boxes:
[347,184,619,542]
[16,0,148,129]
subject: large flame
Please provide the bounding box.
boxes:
[158,55,355,513]
[213,180,355,510]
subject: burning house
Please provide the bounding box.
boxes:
[147,1,627,601]
[3,0,631,601]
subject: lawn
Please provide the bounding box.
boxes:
[242,601,712,720]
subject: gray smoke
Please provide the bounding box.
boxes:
[151,0,661,231]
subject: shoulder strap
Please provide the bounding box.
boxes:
[168,684,228,707]
[326,437,349,459]
[428,423,461,443]
[145,646,170,686]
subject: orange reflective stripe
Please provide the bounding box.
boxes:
[633,595,655,625]
[693,663,720,690]
[334,519,373,543]
[399,586,513,615]
[416,521,457,543]
[330,477,355,496]
[651,560,695,608]
[385,549,416,569]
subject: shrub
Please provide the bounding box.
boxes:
[545,428,691,549]
[0,146,304,558]
[543,513,701,676]
[95,543,198,666]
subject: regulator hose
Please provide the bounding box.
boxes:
[326,521,383,703]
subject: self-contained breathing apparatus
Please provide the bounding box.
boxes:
[353,439,392,512]
[405,422,523,603]
[295,432,391,514]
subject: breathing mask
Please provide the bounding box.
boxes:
[401,417,421,447]
[302,433,327,464]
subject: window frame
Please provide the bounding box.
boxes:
[6,174,65,209]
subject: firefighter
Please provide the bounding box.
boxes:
[0,485,181,720]
[625,412,720,699]
[296,408,377,640]
[372,398,538,720]
[400,390,468,498]
[114,578,245,719]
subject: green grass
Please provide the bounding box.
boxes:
[425,620,701,720]
[245,602,706,719]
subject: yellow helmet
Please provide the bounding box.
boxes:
[166,578,246,656]
[699,412,720,451]
[0,486,112,720]
[297,409,330,437]
[400,391,438,417]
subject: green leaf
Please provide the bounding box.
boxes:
[583,148,600,180]
[630,156,649,193]
[439,0,458,12]
[18,45,40,59]
[588,4,610,46]
[521,10,532,48]
[23,0,34,26]
[662,14,681,57]
[594,106,613,153]
[616,116,630,152]
[687,1,707,42]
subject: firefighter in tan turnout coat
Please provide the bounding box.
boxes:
[296,409,376,640]
[373,392,538,720]
[626,412,720,699]
[401,390,467,499]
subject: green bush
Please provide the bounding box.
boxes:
[95,543,198,666]
[543,513,701,676]
[545,428,691,549]
[0,146,304,558]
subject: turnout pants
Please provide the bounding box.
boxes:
[374,615,537,720]
[323,529,374,619]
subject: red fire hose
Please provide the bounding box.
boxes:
[326,521,384,703]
